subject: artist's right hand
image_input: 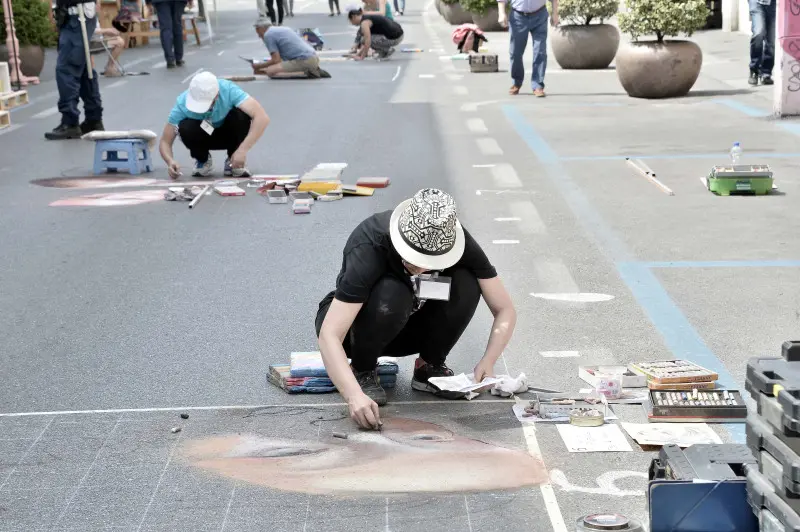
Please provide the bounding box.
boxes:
[348,392,381,429]
[498,12,508,28]
[168,161,181,179]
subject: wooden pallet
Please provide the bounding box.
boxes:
[0,110,10,130]
[0,90,28,110]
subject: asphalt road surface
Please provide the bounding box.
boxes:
[1,1,799,530]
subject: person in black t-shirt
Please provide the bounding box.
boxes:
[347,7,404,59]
[315,188,517,430]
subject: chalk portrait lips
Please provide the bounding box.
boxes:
[179,417,548,496]
[50,190,167,207]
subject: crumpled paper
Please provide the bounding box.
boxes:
[490,373,529,397]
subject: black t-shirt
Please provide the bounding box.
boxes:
[319,210,497,309]
[362,14,404,40]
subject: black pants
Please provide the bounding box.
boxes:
[56,16,103,126]
[266,0,284,24]
[315,268,481,372]
[177,108,251,163]
[328,0,340,13]
[154,1,188,63]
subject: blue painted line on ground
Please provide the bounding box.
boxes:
[779,123,800,137]
[560,152,800,161]
[715,99,770,118]
[644,260,800,268]
[503,104,745,443]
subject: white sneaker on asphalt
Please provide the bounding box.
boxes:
[192,155,213,177]
[224,158,251,177]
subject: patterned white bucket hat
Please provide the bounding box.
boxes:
[389,188,465,271]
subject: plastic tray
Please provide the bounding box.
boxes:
[760,449,800,512]
[650,390,747,421]
[747,416,800,482]
[651,443,754,481]
[758,391,800,436]
[746,465,800,532]
[746,342,800,397]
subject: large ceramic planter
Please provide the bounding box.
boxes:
[471,5,504,31]
[551,23,619,69]
[615,40,702,99]
[0,44,46,78]
[440,1,474,24]
[435,0,443,14]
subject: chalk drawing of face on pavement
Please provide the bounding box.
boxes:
[179,417,549,496]
[50,190,166,207]
[32,177,162,189]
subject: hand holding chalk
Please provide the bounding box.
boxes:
[168,161,182,180]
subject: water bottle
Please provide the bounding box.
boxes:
[730,142,743,165]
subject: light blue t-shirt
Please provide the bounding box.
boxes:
[263,27,316,61]
[168,79,250,128]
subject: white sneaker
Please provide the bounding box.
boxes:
[192,155,213,177]
[224,157,251,177]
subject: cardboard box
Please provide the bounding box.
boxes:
[469,54,498,73]
[579,365,647,388]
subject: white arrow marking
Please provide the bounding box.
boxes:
[530,293,615,303]
[550,470,648,497]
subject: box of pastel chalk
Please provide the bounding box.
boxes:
[648,389,748,422]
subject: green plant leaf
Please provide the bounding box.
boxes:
[559,0,618,25]
[0,0,59,48]
[618,0,710,43]
[459,0,497,16]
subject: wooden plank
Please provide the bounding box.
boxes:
[0,90,28,110]
[0,110,11,130]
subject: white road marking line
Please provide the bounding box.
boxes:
[475,189,534,196]
[531,293,616,302]
[0,399,517,418]
[106,80,128,89]
[0,417,54,491]
[494,217,522,222]
[182,68,204,84]
[472,164,495,168]
[218,51,225,56]
[392,66,402,81]
[476,137,503,155]
[464,495,474,532]
[453,85,468,95]
[419,74,435,78]
[0,123,22,135]
[236,39,260,44]
[510,200,546,234]
[446,73,463,81]
[540,350,581,357]
[137,434,183,531]
[123,51,164,68]
[220,487,236,531]
[550,470,648,497]
[492,240,520,244]
[490,164,522,187]
[31,106,59,119]
[384,498,390,532]
[466,117,488,133]
[430,48,445,53]
[521,421,568,532]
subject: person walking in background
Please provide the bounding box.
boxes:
[283,0,294,17]
[497,0,558,97]
[265,0,284,25]
[392,0,404,15]
[147,0,191,68]
[363,0,393,19]
[329,0,341,16]
[749,0,776,85]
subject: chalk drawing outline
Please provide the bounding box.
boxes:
[549,469,647,497]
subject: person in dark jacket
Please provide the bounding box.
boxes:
[147,0,192,68]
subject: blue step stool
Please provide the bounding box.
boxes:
[93,139,153,175]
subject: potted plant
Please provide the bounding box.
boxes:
[550,0,619,69]
[616,0,709,98]
[461,0,504,31]
[439,0,474,25]
[0,0,57,78]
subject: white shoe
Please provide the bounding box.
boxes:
[192,155,213,177]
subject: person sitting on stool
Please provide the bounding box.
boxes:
[46,0,105,140]
[253,19,330,78]
[158,71,270,178]
[316,188,517,429]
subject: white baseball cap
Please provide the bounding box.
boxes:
[186,71,219,113]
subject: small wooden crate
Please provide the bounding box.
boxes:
[0,110,10,130]
[0,90,28,110]
[469,53,498,73]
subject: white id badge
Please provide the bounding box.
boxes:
[200,120,214,135]
[416,275,452,301]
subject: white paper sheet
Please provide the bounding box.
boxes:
[621,422,722,447]
[556,424,633,452]
[512,403,618,424]
[427,373,502,394]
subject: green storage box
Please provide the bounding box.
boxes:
[706,164,774,196]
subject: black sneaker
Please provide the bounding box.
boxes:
[762,75,774,85]
[411,358,463,398]
[353,368,387,406]
[167,61,177,69]
[748,70,759,86]
[319,68,331,78]
[44,123,82,140]
[306,68,321,79]
[80,120,104,134]
[176,59,185,67]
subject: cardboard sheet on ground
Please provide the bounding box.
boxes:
[427,373,502,399]
[621,422,722,447]
[579,387,650,404]
[556,424,633,453]
[512,403,618,424]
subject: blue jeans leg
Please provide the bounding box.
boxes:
[749,0,776,74]
[156,2,176,62]
[530,8,548,89]
[172,1,187,61]
[509,10,529,87]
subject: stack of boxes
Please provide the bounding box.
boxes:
[745,341,800,530]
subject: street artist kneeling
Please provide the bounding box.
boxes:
[316,188,517,429]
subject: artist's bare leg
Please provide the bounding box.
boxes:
[103,36,125,76]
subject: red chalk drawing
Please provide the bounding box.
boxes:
[783,0,800,59]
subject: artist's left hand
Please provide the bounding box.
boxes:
[550,11,559,26]
[230,149,247,169]
[473,358,496,386]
